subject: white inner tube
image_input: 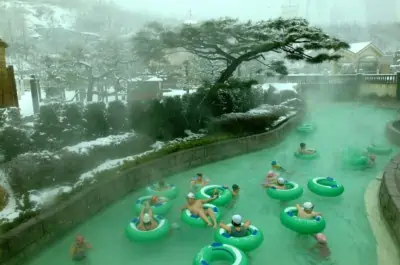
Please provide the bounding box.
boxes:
[199,185,222,198]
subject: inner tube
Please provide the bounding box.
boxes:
[294,151,319,160]
[135,196,172,215]
[193,242,248,265]
[307,177,344,197]
[146,183,178,199]
[214,224,264,252]
[342,155,369,169]
[181,203,221,228]
[266,181,303,201]
[296,123,315,133]
[195,185,233,206]
[125,215,170,242]
[280,206,326,235]
[367,144,392,155]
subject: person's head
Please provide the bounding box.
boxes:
[158,180,165,187]
[314,233,327,244]
[232,184,240,192]
[76,235,84,244]
[267,170,275,177]
[300,143,306,149]
[142,213,151,224]
[277,177,285,186]
[187,192,195,203]
[303,201,314,213]
[271,160,277,166]
[369,155,376,162]
[196,173,203,180]
[150,196,158,203]
[231,214,242,227]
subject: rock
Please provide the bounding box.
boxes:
[0,185,9,211]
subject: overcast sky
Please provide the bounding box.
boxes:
[115,0,400,25]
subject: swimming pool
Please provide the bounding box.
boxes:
[24,102,398,265]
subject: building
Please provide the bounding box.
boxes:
[331,41,392,74]
[127,76,163,101]
[0,38,18,108]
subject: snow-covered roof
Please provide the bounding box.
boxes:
[183,20,198,25]
[129,76,163,82]
[349,42,371,53]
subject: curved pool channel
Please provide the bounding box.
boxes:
[25,102,398,265]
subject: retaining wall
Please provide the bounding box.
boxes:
[379,153,400,245]
[0,114,302,265]
[386,120,400,147]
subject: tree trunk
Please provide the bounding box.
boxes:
[86,75,94,101]
[216,59,242,84]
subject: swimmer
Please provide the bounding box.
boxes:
[298,143,316,155]
[271,160,286,172]
[191,173,209,190]
[368,154,376,166]
[137,201,158,231]
[224,184,240,209]
[296,202,322,219]
[70,235,91,261]
[180,192,218,228]
[149,195,165,205]
[310,233,331,258]
[266,177,287,190]
[219,214,250,238]
[155,180,170,191]
[262,171,278,187]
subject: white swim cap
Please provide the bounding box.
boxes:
[187,192,195,199]
[142,213,151,223]
[277,177,285,184]
[303,202,314,210]
[231,214,242,225]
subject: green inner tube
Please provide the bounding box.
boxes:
[125,215,170,242]
[195,185,233,206]
[135,196,172,215]
[266,181,304,201]
[193,243,248,265]
[146,184,178,199]
[214,224,264,252]
[280,206,326,235]
[294,151,319,160]
[342,154,369,169]
[307,177,344,197]
[367,145,392,155]
[181,203,222,228]
[296,123,315,133]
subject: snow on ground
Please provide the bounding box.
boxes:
[261,83,298,93]
[29,185,72,210]
[0,170,19,222]
[62,132,136,155]
[162,89,196,97]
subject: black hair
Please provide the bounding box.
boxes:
[231,221,241,227]
[159,180,165,185]
[197,173,203,177]
[300,143,306,148]
[232,184,239,190]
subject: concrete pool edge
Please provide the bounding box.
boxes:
[0,113,304,265]
[365,175,400,265]
[386,120,400,147]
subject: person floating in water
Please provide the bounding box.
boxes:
[298,143,316,155]
[223,184,240,209]
[367,154,376,166]
[265,177,287,190]
[137,201,158,231]
[155,180,170,191]
[310,233,331,259]
[190,173,209,191]
[296,202,322,219]
[181,192,218,228]
[271,160,286,172]
[70,235,91,262]
[219,214,250,237]
[262,171,278,187]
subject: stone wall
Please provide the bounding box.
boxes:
[360,83,397,97]
[386,120,400,146]
[0,114,302,265]
[379,153,400,245]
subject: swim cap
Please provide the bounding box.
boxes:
[232,214,242,225]
[277,177,285,184]
[187,192,195,199]
[303,202,314,210]
[315,233,327,243]
[143,213,151,223]
[271,161,277,165]
[267,170,275,176]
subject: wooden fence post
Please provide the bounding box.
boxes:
[29,75,40,114]
[396,72,400,100]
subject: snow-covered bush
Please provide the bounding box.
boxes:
[107,100,128,133]
[0,107,22,127]
[262,84,299,105]
[0,126,32,162]
[83,102,109,139]
[60,102,85,146]
[208,105,289,135]
[6,132,152,195]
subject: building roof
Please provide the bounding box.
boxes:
[349,42,371,53]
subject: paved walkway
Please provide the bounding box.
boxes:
[365,174,400,265]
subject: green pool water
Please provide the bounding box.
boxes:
[25,102,398,265]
